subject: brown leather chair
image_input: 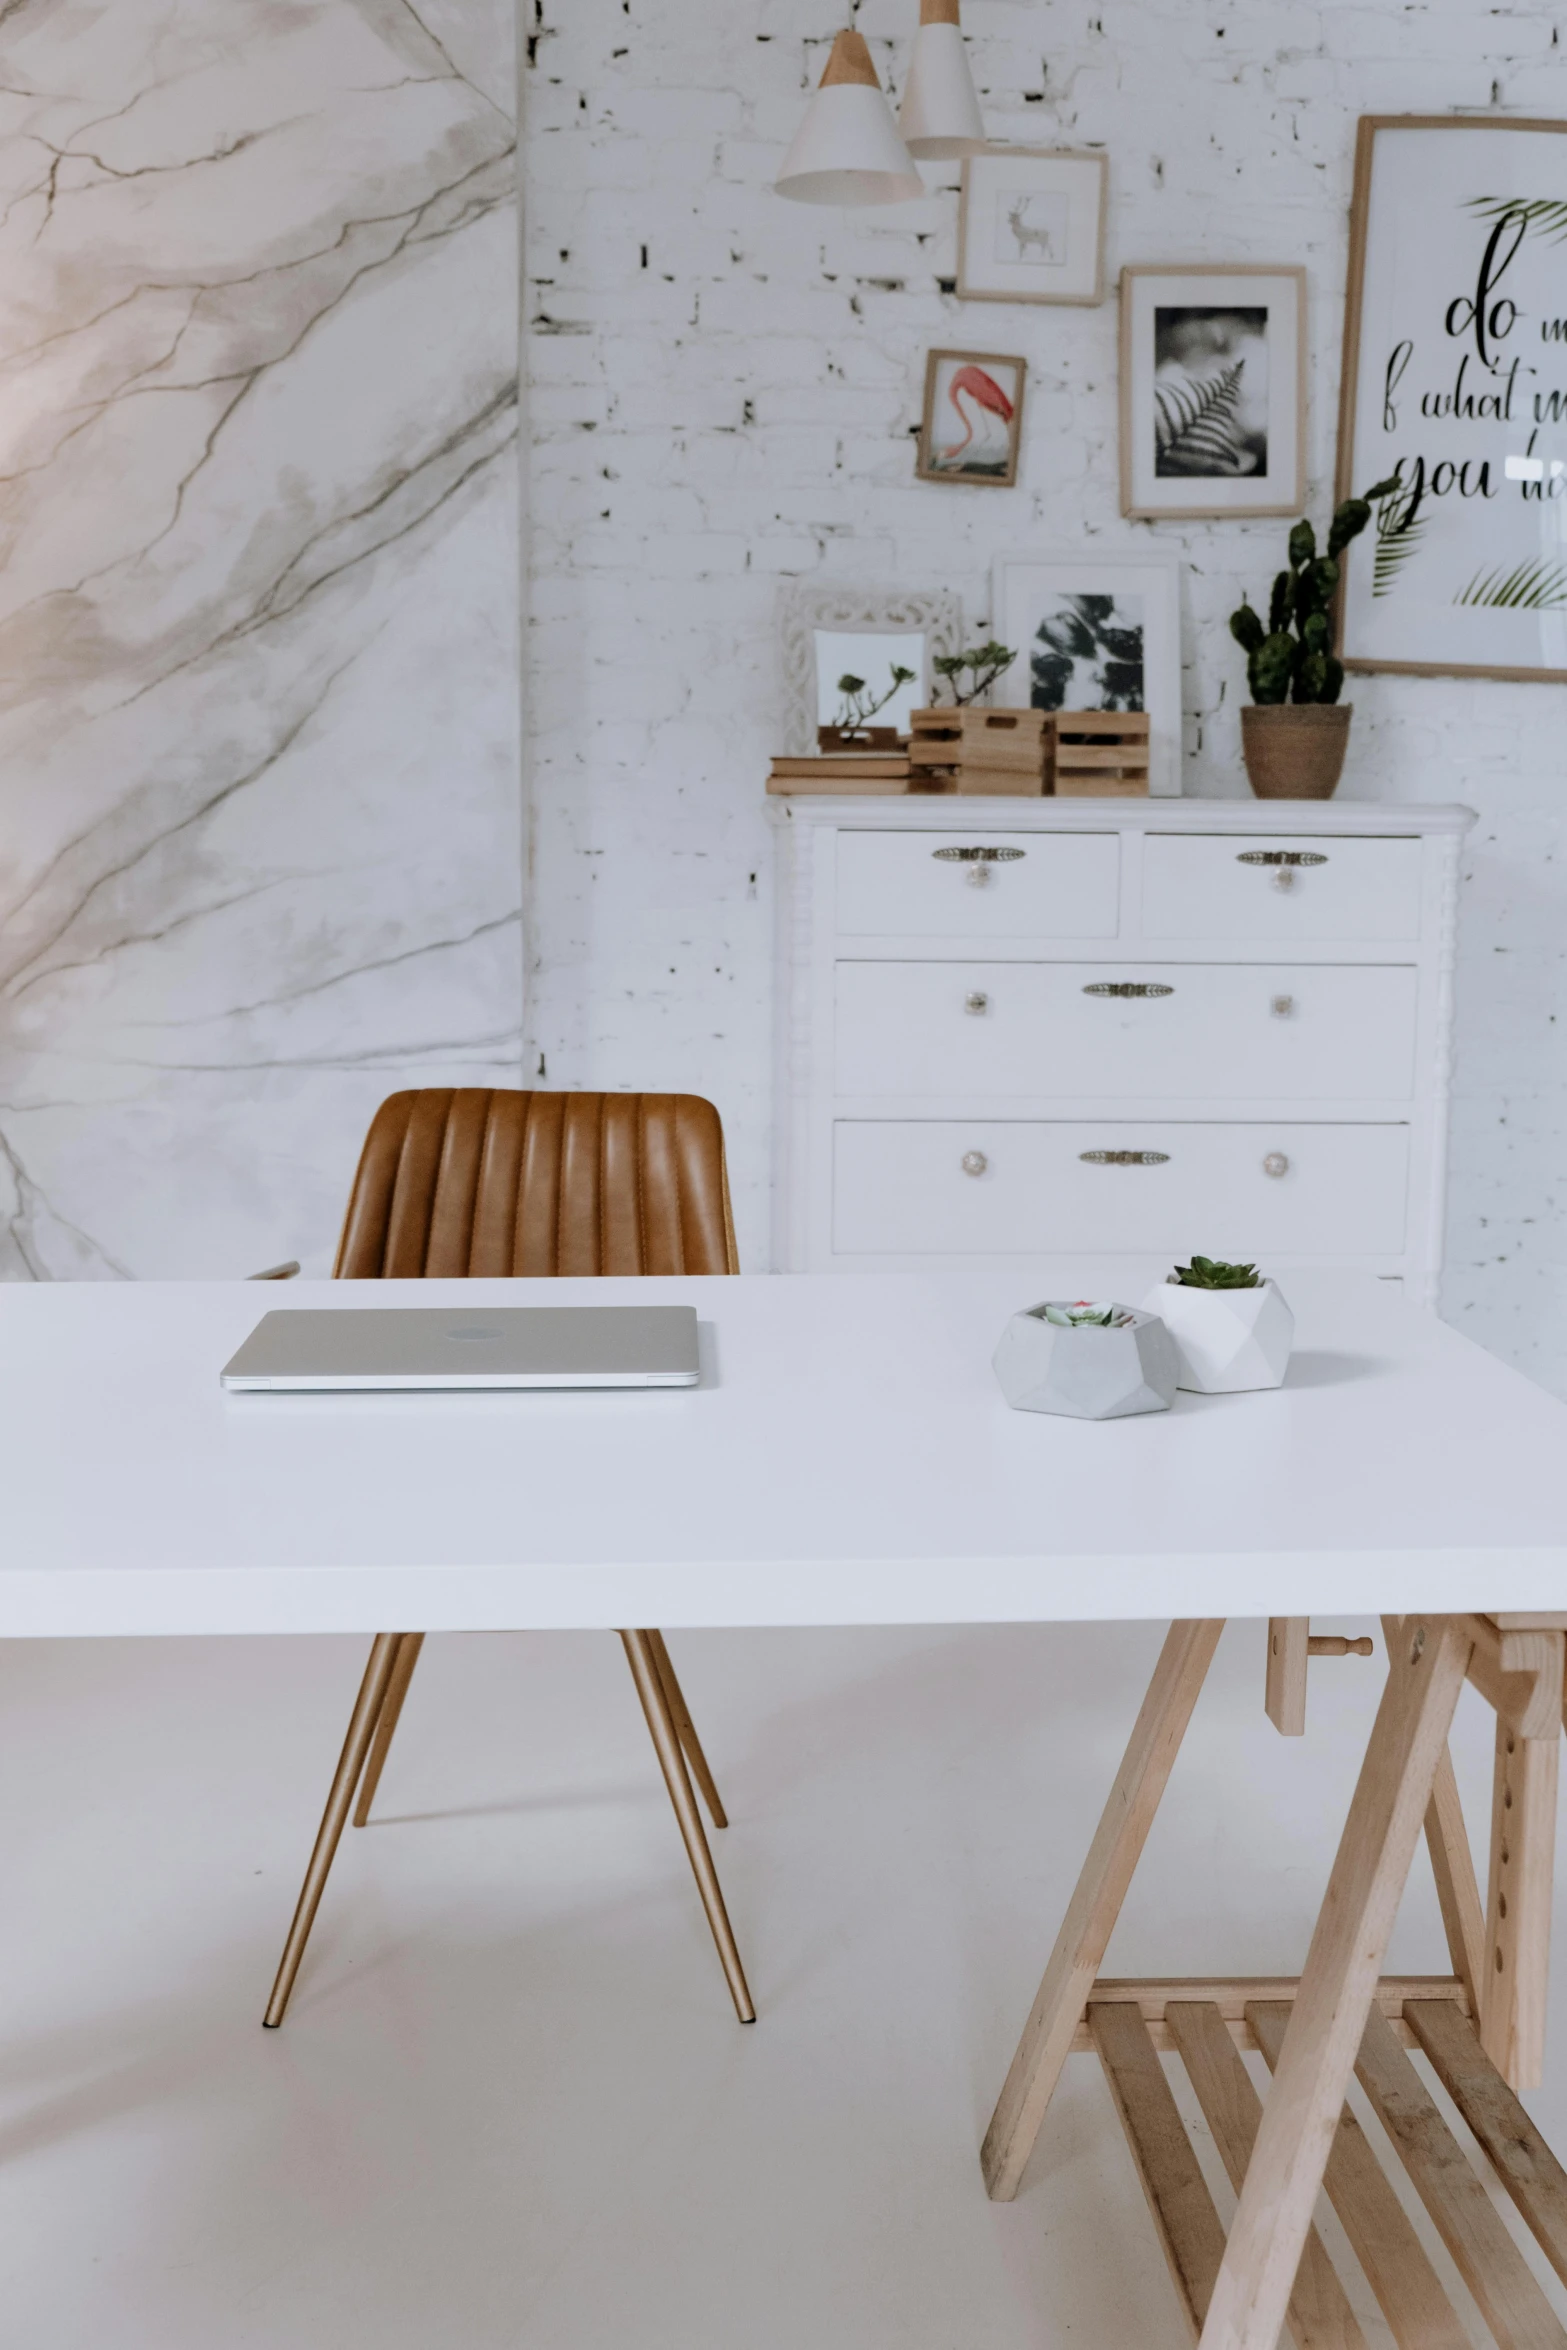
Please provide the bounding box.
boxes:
[263,1090,754,2028]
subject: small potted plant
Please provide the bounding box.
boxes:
[818,661,917,753]
[909,641,1049,795]
[1141,1258,1294,1394]
[1228,478,1397,800]
[993,1298,1179,1420]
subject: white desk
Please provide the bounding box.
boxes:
[6,1272,1567,2350]
[4,1271,1565,1636]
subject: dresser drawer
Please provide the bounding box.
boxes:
[836,830,1119,938]
[834,962,1419,1101]
[832,1121,1409,1257]
[1142,835,1423,941]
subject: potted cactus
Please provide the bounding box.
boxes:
[1140,1257,1295,1394]
[1228,479,1397,799]
[992,1298,1179,1420]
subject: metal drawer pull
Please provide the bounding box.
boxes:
[1237,850,1328,867]
[933,845,1025,861]
[1271,994,1295,1018]
[1263,1151,1290,1178]
[964,991,989,1015]
[1082,981,1174,1000]
[1080,1149,1170,1167]
[961,1150,988,1176]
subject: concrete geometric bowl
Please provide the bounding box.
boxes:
[992,1300,1180,1421]
[1140,1277,1295,1394]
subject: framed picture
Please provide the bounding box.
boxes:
[957,149,1106,306]
[991,552,1183,795]
[1120,266,1305,519]
[916,349,1025,487]
[1337,115,1567,682]
[777,586,963,755]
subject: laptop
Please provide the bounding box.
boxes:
[220,1304,702,1393]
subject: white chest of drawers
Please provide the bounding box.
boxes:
[770,798,1475,1298]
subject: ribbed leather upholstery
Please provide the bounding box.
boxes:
[334,1090,739,1280]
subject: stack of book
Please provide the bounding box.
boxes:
[767,752,909,796]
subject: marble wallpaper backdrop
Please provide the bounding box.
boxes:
[0,0,519,1279]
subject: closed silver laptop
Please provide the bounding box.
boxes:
[221,1304,701,1392]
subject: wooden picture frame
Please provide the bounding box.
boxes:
[916,349,1025,488]
[1336,114,1567,682]
[1119,265,1306,520]
[956,148,1106,306]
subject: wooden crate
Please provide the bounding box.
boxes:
[1050,709,1150,798]
[908,707,1048,795]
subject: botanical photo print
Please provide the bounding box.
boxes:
[1028,594,1145,711]
[916,350,1025,488]
[992,554,1183,794]
[1121,267,1303,518]
[1154,307,1268,477]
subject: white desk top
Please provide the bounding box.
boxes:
[3,1273,1563,1637]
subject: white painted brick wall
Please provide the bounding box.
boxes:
[524,0,1567,1390]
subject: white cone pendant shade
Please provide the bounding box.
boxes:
[776,29,923,205]
[899,0,986,158]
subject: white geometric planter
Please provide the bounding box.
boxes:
[1140,1278,1295,1394]
[993,1302,1179,1421]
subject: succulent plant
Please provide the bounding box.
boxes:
[1171,1257,1263,1290]
[1035,1300,1133,1327]
[1228,479,1400,705]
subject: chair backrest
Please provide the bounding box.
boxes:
[334,1090,739,1279]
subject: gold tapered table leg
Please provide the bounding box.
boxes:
[354,1632,425,1826]
[647,1629,728,1830]
[264,1632,404,2029]
[621,1628,755,2023]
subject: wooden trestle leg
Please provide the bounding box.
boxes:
[1197,1614,1471,2350]
[981,1619,1225,2201]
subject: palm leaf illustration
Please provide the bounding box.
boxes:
[1153,360,1249,475]
[1455,560,1567,610]
[1371,479,1427,599]
[1464,196,1567,246]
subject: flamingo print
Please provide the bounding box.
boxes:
[938,364,1015,469]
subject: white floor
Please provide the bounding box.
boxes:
[4,1620,1566,2347]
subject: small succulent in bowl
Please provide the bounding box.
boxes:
[1144,1260,1293,1392]
[1036,1299,1132,1328]
[1171,1257,1262,1291]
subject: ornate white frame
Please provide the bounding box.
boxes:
[778,585,964,755]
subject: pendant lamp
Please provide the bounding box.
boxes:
[775,28,923,206]
[899,0,986,159]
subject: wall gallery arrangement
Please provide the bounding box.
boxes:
[771,19,1567,798]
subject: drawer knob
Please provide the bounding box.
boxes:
[964,990,990,1015]
[1272,866,1297,893]
[961,1150,988,1177]
[1263,1151,1291,1179]
[1080,1149,1171,1167]
[1271,993,1295,1018]
[965,864,993,889]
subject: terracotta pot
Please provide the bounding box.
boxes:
[1240,703,1352,800]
